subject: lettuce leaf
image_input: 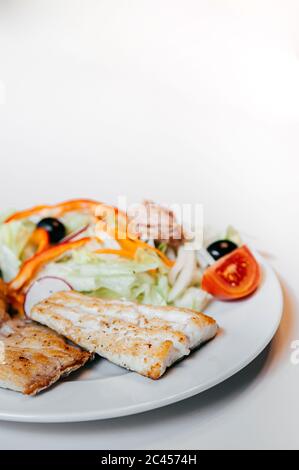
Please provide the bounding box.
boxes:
[0,220,35,281]
[38,247,170,305]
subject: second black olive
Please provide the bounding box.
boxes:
[207,239,238,261]
[37,217,66,244]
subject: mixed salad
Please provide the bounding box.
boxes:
[0,199,261,315]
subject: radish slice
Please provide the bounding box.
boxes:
[24,276,72,317]
[60,225,90,244]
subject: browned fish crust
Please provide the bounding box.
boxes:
[31,291,218,380]
[0,318,91,395]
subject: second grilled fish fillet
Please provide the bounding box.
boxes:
[0,318,91,395]
[31,291,218,379]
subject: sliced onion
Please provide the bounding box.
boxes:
[168,248,196,302]
[168,246,187,286]
[24,276,73,317]
[60,225,90,244]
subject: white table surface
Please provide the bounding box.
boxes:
[0,0,298,450]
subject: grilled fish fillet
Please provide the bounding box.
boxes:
[0,318,91,395]
[31,291,218,379]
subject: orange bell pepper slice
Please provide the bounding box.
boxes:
[5,199,101,223]
[95,213,173,267]
[118,237,174,267]
[9,237,91,291]
[95,204,138,241]
[28,228,50,255]
[21,228,50,262]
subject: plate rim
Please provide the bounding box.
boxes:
[0,256,283,423]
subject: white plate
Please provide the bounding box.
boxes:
[0,252,283,423]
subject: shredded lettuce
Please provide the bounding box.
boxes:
[38,247,170,306]
[0,207,240,312]
[0,220,35,281]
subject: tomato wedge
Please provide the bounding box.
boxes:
[201,245,261,300]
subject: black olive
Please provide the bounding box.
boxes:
[207,239,238,261]
[37,217,66,244]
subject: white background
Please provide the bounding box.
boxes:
[0,0,299,449]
